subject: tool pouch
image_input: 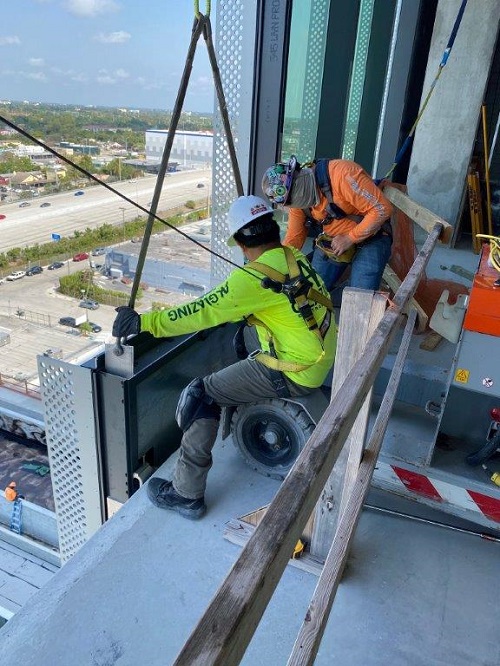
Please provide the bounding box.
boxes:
[315,233,356,263]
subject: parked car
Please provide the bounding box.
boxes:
[59,316,84,327]
[197,182,205,188]
[59,315,102,334]
[6,271,26,281]
[48,261,65,270]
[19,202,31,208]
[40,202,51,208]
[25,265,43,276]
[43,348,63,359]
[91,247,106,256]
[73,252,89,262]
[74,190,85,196]
[0,214,6,220]
[79,299,99,310]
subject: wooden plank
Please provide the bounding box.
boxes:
[419,330,443,351]
[173,226,442,666]
[287,310,417,666]
[382,265,428,334]
[224,519,323,577]
[384,186,453,244]
[238,505,316,544]
[310,290,386,561]
[339,293,386,517]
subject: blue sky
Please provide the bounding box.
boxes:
[0,0,215,112]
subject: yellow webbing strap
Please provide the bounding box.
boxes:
[194,0,211,18]
[246,315,311,372]
[247,248,333,312]
[245,247,333,373]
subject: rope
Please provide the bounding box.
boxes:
[383,0,468,180]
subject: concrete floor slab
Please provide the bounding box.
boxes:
[0,440,497,665]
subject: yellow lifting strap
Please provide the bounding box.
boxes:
[245,246,333,373]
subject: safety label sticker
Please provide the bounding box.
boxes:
[454,368,469,384]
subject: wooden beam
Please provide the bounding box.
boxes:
[287,309,417,666]
[173,225,442,666]
[382,265,428,334]
[224,519,324,577]
[310,290,386,561]
[384,186,453,244]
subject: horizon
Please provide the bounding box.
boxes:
[0,99,214,116]
[0,1,215,112]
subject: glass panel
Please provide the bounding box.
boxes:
[281,0,331,163]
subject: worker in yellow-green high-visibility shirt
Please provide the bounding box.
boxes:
[112,195,337,519]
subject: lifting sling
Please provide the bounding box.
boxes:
[115,1,244,354]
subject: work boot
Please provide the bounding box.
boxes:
[147,478,206,520]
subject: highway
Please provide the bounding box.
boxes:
[0,168,211,254]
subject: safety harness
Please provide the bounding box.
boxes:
[304,159,392,262]
[244,246,333,374]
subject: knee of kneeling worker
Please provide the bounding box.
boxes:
[175,377,221,432]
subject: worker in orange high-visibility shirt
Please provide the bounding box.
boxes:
[262,156,393,294]
[4,481,18,502]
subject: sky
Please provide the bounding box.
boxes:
[0,0,215,112]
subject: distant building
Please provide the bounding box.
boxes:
[145,129,213,167]
[58,142,100,156]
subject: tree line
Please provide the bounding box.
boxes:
[0,102,213,153]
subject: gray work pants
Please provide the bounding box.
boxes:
[172,358,311,499]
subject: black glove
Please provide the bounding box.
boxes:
[112,306,141,338]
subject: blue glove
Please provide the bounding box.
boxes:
[112,306,141,338]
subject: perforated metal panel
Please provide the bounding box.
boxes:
[342,0,374,159]
[211,1,257,283]
[37,357,103,563]
[283,0,330,161]
[211,2,291,282]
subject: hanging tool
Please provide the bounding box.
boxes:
[481,464,500,487]
[105,1,245,373]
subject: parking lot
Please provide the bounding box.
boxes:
[0,222,213,384]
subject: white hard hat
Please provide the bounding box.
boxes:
[226,195,274,246]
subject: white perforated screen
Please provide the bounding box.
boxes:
[38,357,102,562]
[211,1,257,283]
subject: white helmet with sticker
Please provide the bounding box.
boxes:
[226,195,274,246]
